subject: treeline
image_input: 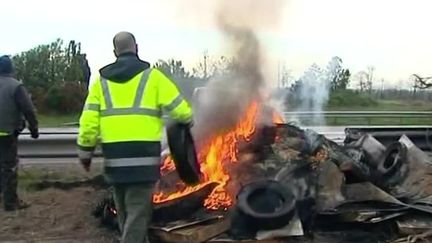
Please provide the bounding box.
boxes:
[276,56,432,109]
[10,40,229,114]
[11,39,90,114]
[10,39,430,114]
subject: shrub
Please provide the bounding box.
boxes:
[43,82,87,114]
[328,90,377,107]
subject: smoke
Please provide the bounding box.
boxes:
[298,64,330,125]
[289,58,342,126]
[192,0,288,142]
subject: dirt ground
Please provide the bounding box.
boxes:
[0,163,118,243]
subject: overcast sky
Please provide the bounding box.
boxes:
[2,0,431,88]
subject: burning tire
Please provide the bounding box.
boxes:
[236,180,296,231]
[166,122,201,185]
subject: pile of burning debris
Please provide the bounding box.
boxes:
[93,103,432,243]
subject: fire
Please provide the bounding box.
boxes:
[153,102,282,210]
[272,111,284,124]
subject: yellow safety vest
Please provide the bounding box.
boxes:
[77,68,192,183]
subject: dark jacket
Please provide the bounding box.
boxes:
[99,53,151,83]
[0,75,38,135]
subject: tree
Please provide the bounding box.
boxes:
[154,59,191,80]
[64,40,85,82]
[355,72,367,92]
[357,66,375,94]
[279,65,294,88]
[12,38,87,90]
[338,69,351,90]
[365,66,375,94]
[325,56,351,91]
[192,54,234,79]
[13,39,63,89]
[11,39,88,113]
[411,74,432,89]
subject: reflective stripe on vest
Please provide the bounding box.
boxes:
[84,103,100,111]
[100,69,160,117]
[164,95,183,112]
[105,157,160,167]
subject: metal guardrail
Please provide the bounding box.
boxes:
[17,111,432,159]
[282,111,432,118]
[282,111,432,125]
[60,111,432,127]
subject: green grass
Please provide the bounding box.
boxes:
[18,165,103,191]
[326,99,432,111]
[322,99,432,125]
[38,113,80,127]
[291,99,432,126]
[18,169,78,191]
[324,117,432,126]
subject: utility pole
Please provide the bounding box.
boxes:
[203,50,208,79]
[277,60,281,88]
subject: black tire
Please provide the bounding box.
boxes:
[377,142,407,178]
[166,123,201,186]
[100,197,119,231]
[236,180,296,230]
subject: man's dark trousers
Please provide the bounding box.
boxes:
[113,182,155,243]
[0,135,18,209]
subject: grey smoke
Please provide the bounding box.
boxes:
[192,0,287,143]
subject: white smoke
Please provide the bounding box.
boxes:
[287,57,342,126]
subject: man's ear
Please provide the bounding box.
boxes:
[113,49,119,58]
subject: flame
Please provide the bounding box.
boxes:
[153,102,282,210]
[160,156,175,175]
[272,111,284,124]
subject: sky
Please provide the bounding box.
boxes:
[2,0,431,89]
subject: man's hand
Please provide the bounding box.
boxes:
[30,127,39,139]
[78,149,93,172]
[80,158,91,172]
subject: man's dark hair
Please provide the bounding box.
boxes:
[0,55,13,75]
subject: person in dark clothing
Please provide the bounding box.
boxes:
[79,54,91,89]
[0,55,39,211]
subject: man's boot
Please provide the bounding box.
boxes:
[4,199,30,211]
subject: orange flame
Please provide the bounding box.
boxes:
[160,156,175,174]
[272,111,284,124]
[153,102,282,210]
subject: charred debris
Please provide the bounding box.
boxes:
[94,123,432,243]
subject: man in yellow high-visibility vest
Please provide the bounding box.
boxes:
[77,32,193,243]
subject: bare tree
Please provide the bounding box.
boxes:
[411,74,432,89]
[355,72,367,92]
[280,65,294,88]
[192,54,233,79]
[357,66,375,94]
[365,66,375,94]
